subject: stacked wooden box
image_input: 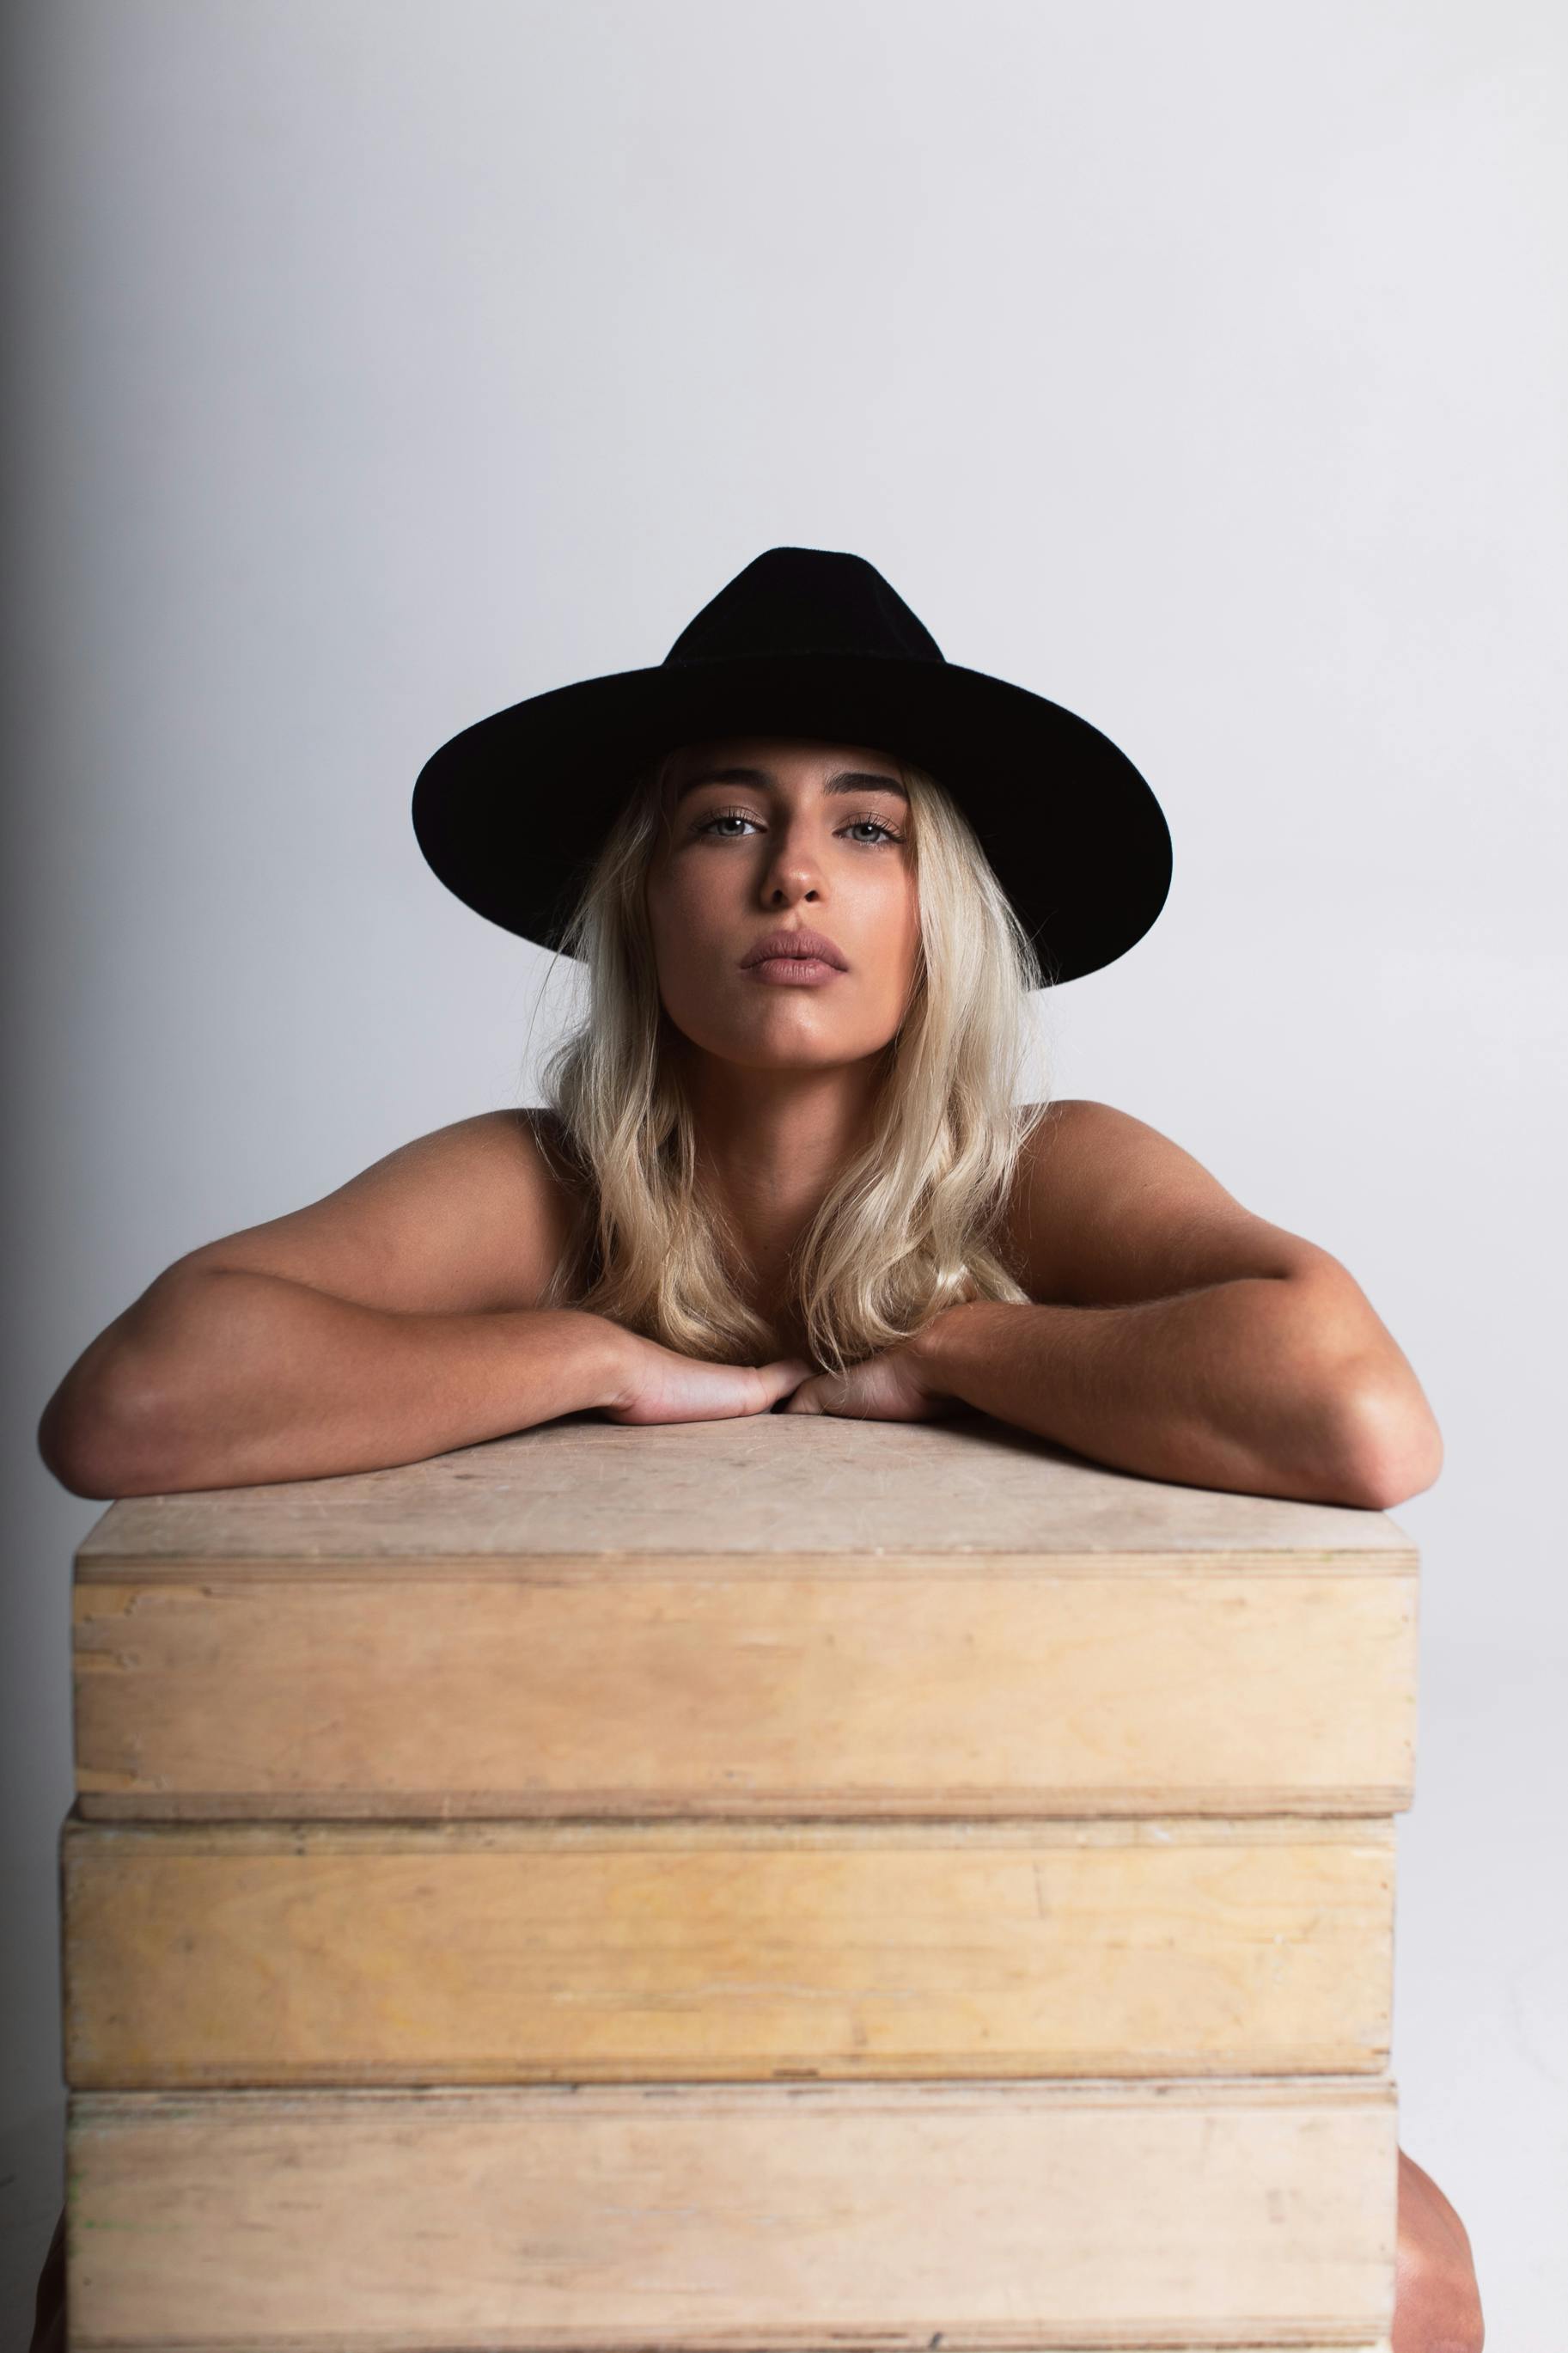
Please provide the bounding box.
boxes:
[62,1408,1416,2350]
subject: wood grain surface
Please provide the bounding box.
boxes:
[72,1565,1416,1818]
[66,2077,1399,2349]
[62,1813,1397,2086]
[74,1411,1414,1568]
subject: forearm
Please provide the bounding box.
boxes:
[912,1280,1431,1507]
[38,1268,631,1499]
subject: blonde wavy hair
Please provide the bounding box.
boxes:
[532,745,1052,1374]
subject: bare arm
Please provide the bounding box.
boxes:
[911,1280,1436,1508]
[38,1274,638,1498]
[910,1099,1443,1509]
[37,1111,808,1499]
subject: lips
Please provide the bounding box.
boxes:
[740,928,849,970]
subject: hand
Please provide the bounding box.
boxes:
[602,1329,815,1426]
[779,1331,955,1421]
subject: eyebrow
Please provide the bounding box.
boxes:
[671,764,908,806]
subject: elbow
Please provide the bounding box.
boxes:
[1327,1370,1445,1512]
[37,1266,216,1499]
[38,1400,120,1500]
[37,1371,168,1500]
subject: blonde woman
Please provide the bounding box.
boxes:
[34,550,1483,2353]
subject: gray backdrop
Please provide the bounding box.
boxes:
[4,2,1564,2343]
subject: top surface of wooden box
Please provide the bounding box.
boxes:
[77,1410,1412,1573]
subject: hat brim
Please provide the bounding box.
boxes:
[411,651,1172,987]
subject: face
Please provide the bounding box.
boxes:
[643,735,923,1072]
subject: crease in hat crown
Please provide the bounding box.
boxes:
[663,547,945,667]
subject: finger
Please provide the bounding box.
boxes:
[756,1357,815,1407]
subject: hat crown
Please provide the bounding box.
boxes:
[664,546,944,668]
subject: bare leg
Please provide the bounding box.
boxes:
[1394,2146,1485,2351]
[27,2202,65,2353]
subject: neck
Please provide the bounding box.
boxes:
[680,1049,886,1320]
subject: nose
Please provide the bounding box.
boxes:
[760,816,824,908]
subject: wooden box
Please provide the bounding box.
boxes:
[61,1409,1414,2349]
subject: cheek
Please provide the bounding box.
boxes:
[647,865,724,981]
[649,845,728,924]
[882,872,923,968]
[888,888,924,1011]
[644,849,688,935]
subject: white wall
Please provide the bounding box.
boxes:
[4,2,1563,2341]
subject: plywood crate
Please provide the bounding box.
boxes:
[61,1409,1414,2349]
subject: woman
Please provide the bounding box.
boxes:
[34,549,1483,2351]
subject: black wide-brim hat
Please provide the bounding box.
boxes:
[412,545,1172,987]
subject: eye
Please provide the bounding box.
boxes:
[696,806,763,838]
[694,806,905,845]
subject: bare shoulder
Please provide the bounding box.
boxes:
[170,1105,590,1317]
[999,1097,1334,1307]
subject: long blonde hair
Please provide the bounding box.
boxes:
[533,747,1051,1374]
